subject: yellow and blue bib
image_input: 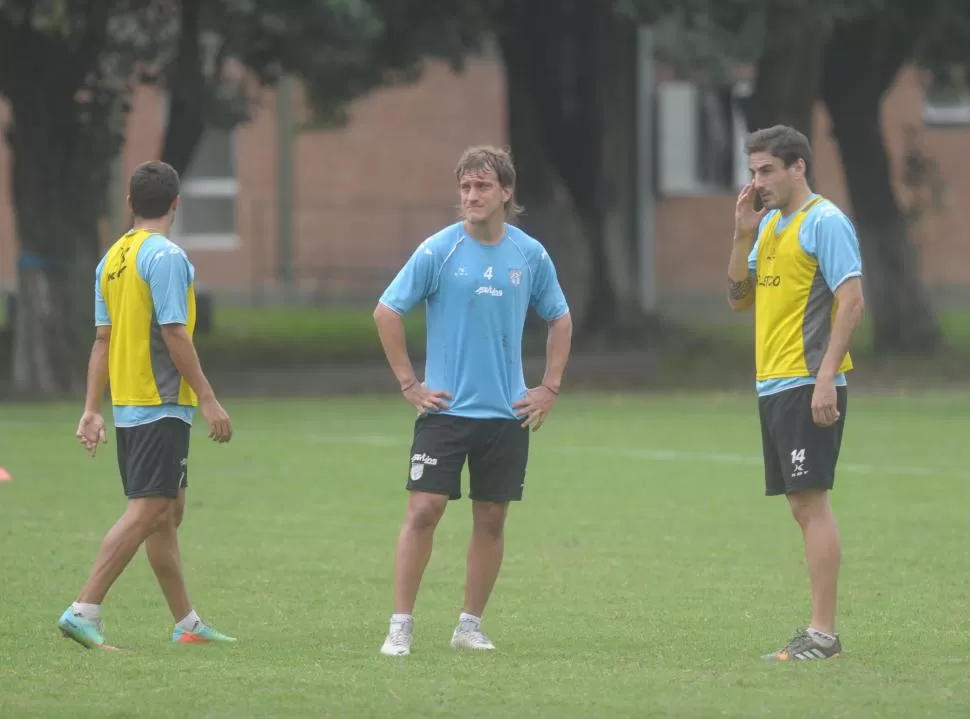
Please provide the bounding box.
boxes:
[749,195,861,395]
[97,229,198,412]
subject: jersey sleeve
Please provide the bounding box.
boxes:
[747,213,770,273]
[378,242,437,315]
[802,208,863,292]
[94,257,110,326]
[530,249,570,321]
[140,242,193,325]
[747,238,760,274]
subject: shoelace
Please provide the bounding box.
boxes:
[457,629,491,645]
[388,631,410,647]
[783,630,821,655]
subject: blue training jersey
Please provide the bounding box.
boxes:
[747,195,863,397]
[379,222,569,420]
[95,233,196,428]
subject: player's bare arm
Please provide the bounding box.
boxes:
[540,312,572,394]
[76,325,112,456]
[159,324,232,442]
[373,302,451,414]
[812,277,865,427]
[514,311,572,432]
[728,182,766,312]
[728,273,755,303]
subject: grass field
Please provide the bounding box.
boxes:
[1,392,969,718]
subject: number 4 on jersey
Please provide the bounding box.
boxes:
[484,266,493,280]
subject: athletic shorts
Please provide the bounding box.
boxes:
[116,418,190,499]
[758,384,847,496]
[406,413,530,502]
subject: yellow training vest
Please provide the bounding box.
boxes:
[99,229,198,407]
[754,197,853,381]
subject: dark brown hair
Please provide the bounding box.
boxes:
[129,160,180,220]
[745,125,812,175]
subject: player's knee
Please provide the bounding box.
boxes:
[172,489,186,529]
[787,489,829,525]
[406,492,448,530]
[152,502,181,534]
[127,496,172,533]
[472,501,508,538]
[171,504,184,529]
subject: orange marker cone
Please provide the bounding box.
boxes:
[0,467,12,481]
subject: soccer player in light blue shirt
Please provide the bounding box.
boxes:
[374,146,573,656]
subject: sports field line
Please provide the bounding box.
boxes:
[308,434,962,481]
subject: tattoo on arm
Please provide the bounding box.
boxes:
[728,274,754,300]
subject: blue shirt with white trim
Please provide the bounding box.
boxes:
[380,222,569,419]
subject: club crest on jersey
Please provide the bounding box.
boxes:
[508,268,523,286]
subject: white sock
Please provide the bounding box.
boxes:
[72,602,101,621]
[176,610,202,632]
[807,627,836,646]
[458,612,481,631]
[390,613,413,631]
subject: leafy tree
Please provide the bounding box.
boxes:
[0,0,486,396]
[644,0,951,353]
[155,0,488,177]
[0,0,178,395]
[820,1,950,353]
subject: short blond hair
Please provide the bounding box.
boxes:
[455,145,524,219]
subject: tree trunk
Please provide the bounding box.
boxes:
[591,13,641,332]
[821,14,942,354]
[7,111,106,396]
[504,60,591,329]
[740,0,828,173]
[160,0,207,176]
[4,25,127,396]
[496,0,646,341]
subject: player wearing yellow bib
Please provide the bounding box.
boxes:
[59,161,235,650]
[727,126,865,662]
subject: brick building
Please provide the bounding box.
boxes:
[1,56,968,317]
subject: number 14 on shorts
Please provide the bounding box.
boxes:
[790,448,807,478]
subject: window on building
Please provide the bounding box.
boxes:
[922,65,970,127]
[172,125,240,250]
[656,80,750,195]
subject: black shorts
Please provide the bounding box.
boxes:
[116,418,190,499]
[758,384,847,496]
[406,413,530,502]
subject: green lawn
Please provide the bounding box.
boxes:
[1,392,969,718]
[195,305,427,368]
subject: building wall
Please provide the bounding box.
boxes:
[653,66,970,315]
[1,59,968,312]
